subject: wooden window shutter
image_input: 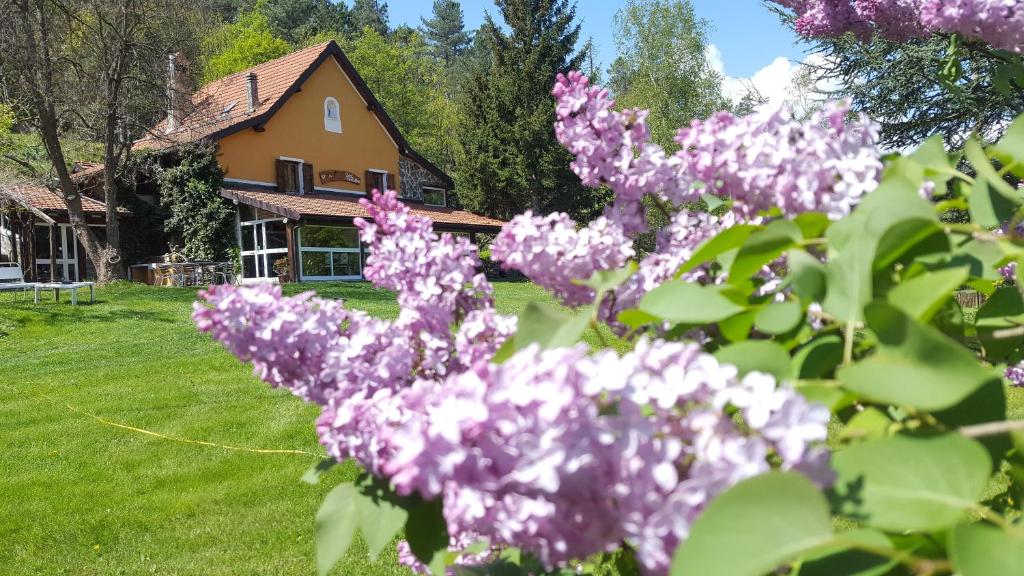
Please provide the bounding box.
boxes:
[365,171,373,193]
[276,159,287,192]
[303,163,314,194]
[388,172,397,192]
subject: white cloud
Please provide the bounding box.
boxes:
[706,44,836,112]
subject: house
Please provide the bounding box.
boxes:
[0,40,504,283]
[0,162,124,282]
[135,40,504,283]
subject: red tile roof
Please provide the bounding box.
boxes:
[222,187,506,231]
[136,42,331,149]
[0,183,110,215]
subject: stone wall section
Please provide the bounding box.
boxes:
[399,156,447,202]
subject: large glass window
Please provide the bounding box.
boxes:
[298,225,362,280]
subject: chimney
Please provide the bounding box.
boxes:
[166,52,192,134]
[246,72,259,113]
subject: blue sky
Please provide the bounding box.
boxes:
[388,0,810,79]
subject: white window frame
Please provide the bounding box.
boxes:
[278,156,306,195]
[297,226,362,281]
[35,223,79,282]
[238,216,288,284]
[323,97,342,134]
[367,168,388,193]
[422,186,446,207]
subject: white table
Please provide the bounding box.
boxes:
[34,282,96,305]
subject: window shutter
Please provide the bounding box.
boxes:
[388,172,397,192]
[303,163,314,195]
[365,171,373,193]
[276,159,287,192]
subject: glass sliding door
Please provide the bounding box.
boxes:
[239,218,288,282]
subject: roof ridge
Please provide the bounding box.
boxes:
[198,40,334,91]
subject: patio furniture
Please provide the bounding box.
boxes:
[0,263,37,300]
[33,281,95,305]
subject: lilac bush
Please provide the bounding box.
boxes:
[195,15,1024,574]
[771,0,1024,52]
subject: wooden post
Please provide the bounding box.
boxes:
[22,219,35,281]
[48,223,58,282]
[285,221,298,282]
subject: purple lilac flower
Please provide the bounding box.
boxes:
[1006,361,1024,386]
[491,212,635,307]
[771,0,1024,53]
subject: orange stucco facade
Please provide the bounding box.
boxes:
[216,58,401,194]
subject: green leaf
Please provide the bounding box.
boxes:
[794,212,831,240]
[719,309,757,342]
[831,434,991,532]
[677,224,757,276]
[579,262,637,293]
[965,137,1020,198]
[755,301,803,335]
[838,302,993,411]
[976,287,1024,361]
[991,115,1024,179]
[910,134,958,183]
[405,497,449,576]
[792,334,844,379]
[840,408,891,441]
[715,340,793,380]
[822,214,875,325]
[316,483,359,576]
[729,222,799,283]
[355,476,410,561]
[933,378,1012,470]
[886,266,969,322]
[514,302,591,351]
[303,458,338,485]
[787,249,828,305]
[671,472,835,576]
[969,175,1020,229]
[796,381,856,412]
[950,522,1024,576]
[798,529,898,576]
[616,308,661,329]
[639,280,744,324]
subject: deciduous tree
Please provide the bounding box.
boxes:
[0,0,212,282]
[608,0,727,150]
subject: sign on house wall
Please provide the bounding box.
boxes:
[319,170,361,186]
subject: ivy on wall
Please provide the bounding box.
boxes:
[140,142,235,262]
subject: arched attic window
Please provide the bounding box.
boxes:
[324,97,342,133]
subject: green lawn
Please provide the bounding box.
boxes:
[0,281,549,576]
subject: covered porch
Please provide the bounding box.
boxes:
[221,187,506,283]
[0,184,113,282]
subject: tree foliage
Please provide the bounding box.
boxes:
[261,0,352,44]
[419,0,472,67]
[608,0,728,150]
[350,0,389,38]
[203,9,292,83]
[456,0,602,220]
[778,8,1024,149]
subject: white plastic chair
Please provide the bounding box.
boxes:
[0,263,37,301]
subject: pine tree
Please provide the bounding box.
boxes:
[351,0,389,37]
[456,0,601,221]
[420,0,472,66]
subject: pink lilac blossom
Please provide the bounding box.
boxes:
[771,0,1024,53]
